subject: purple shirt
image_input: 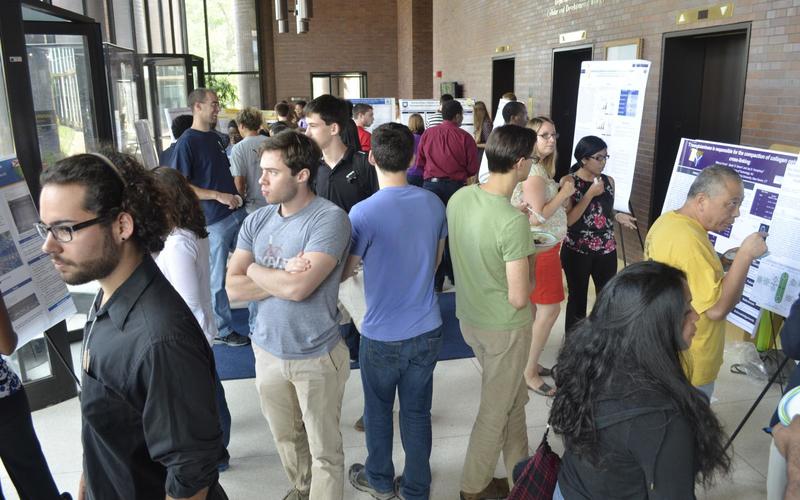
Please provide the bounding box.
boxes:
[349,186,447,341]
[408,133,423,177]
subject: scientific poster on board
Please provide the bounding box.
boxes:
[350,98,397,133]
[398,98,475,135]
[572,60,651,213]
[0,157,76,347]
[660,138,800,333]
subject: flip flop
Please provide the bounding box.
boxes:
[538,366,553,377]
[528,381,556,397]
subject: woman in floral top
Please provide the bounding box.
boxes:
[511,117,575,397]
[0,297,65,499]
[562,136,637,333]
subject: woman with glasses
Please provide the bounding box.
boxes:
[549,261,730,499]
[510,116,574,396]
[561,135,637,334]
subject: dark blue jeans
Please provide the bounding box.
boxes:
[360,326,443,500]
[422,180,464,289]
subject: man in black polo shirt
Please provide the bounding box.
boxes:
[304,94,379,213]
[37,152,227,500]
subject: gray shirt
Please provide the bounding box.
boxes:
[237,196,351,359]
[229,134,269,213]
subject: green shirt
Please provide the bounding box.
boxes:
[447,185,534,330]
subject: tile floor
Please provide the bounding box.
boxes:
[0,300,785,499]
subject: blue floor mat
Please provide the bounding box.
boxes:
[213,292,473,381]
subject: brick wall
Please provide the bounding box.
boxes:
[432,0,800,260]
[267,0,399,101]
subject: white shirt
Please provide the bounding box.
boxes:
[154,228,218,345]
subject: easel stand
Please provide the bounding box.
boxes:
[724,312,788,452]
[616,202,645,267]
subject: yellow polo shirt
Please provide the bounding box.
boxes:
[644,211,725,386]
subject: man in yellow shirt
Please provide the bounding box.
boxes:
[645,165,767,399]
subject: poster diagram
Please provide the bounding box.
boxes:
[350,98,397,133]
[660,138,800,334]
[0,156,76,347]
[398,98,475,135]
[572,60,651,213]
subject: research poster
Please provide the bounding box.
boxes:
[660,138,800,334]
[350,98,397,133]
[398,98,475,135]
[0,157,76,347]
[572,60,651,213]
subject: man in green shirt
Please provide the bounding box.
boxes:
[447,124,537,500]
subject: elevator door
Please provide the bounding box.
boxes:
[652,25,749,216]
[551,46,592,181]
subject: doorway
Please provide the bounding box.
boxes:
[651,23,750,216]
[551,46,593,180]
[491,57,515,118]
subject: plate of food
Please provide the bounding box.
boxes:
[530,230,558,250]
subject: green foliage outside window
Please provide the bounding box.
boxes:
[206,75,238,109]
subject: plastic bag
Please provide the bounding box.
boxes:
[727,341,769,381]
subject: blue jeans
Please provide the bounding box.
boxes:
[422,180,464,289]
[207,208,247,337]
[360,326,443,500]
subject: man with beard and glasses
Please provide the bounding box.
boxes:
[37,152,227,500]
[226,131,351,500]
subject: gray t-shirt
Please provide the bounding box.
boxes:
[229,134,269,213]
[237,196,351,359]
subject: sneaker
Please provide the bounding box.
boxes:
[348,463,396,500]
[460,477,510,500]
[214,331,251,347]
[354,415,365,432]
[282,488,310,500]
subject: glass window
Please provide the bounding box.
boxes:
[171,0,185,53]
[112,0,135,49]
[160,0,173,53]
[312,73,366,99]
[133,0,149,52]
[185,0,208,62]
[105,46,140,153]
[147,0,164,53]
[0,43,15,159]
[25,34,99,168]
[51,0,85,14]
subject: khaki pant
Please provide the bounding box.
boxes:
[253,340,350,500]
[460,321,532,493]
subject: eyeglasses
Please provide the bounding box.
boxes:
[590,154,610,162]
[538,133,559,141]
[35,216,109,243]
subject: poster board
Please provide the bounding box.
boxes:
[398,98,475,135]
[350,98,397,133]
[660,138,800,334]
[572,60,651,213]
[0,157,76,347]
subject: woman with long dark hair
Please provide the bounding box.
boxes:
[561,135,637,333]
[549,261,730,499]
[152,166,232,472]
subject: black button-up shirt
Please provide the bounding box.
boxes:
[314,147,379,213]
[81,255,226,499]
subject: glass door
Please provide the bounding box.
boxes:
[104,43,141,154]
[25,33,102,169]
[138,54,204,155]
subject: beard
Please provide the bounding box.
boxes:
[56,230,122,285]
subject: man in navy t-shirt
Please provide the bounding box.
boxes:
[171,88,250,347]
[343,123,447,500]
